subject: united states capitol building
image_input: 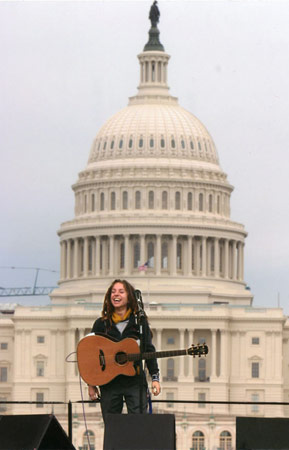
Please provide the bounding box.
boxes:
[1,7,289,450]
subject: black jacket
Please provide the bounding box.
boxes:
[91,313,159,377]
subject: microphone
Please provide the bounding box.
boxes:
[134,289,144,316]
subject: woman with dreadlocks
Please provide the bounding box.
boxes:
[88,279,161,420]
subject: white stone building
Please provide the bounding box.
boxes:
[1,10,289,450]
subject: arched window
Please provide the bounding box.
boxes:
[147,242,154,268]
[100,192,105,211]
[161,242,168,269]
[148,191,154,209]
[110,140,114,149]
[192,431,205,450]
[209,194,213,212]
[167,358,175,379]
[199,193,203,212]
[175,191,181,210]
[119,139,123,149]
[219,431,232,450]
[177,242,182,270]
[133,242,140,269]
[181,139,185,149]
[122,191,128,210]
[129,138,133,148]
[91,193,95,212]
[160,138,165,148]
[135,191,141,209]
[150,138,154,148]
[120,242,125,269]
[111,192,116,210]
[83,430,95,450]
[171,138,176,148]
[162,191,168,209]
[187,192,193,210]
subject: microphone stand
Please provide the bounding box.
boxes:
[134,289,146,414]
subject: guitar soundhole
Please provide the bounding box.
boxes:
[115,352,128,365]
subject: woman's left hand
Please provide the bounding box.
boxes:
[152,380,161,396]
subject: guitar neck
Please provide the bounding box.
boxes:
[129,349,188,362]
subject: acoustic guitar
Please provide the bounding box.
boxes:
[77,334,208,386]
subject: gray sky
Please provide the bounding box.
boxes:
[1,0,289,313]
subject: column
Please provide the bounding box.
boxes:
[214,238,219,278]
[237,242,244,280]
[95,236,100,277]
[188,329,194,377]
[211,329,217,378]
[60,240,66,280]
[171,235,177,276]
[66,239,71,279]
[156,234,161,276]
[103,238,108,275]
[220,329,229,378]
[187,236,192,276]
[66,329,75,379]
[140,235,145,275]
[179,329,185,377]
[239,331,246,379]
[224,239,229,279]
[196,239,200,276]
[232,240,237,280]
[109,235,114,276]
[124,235,130,276]
[73,238,79,278]
[83,237,89,277]
[201,236,207,276]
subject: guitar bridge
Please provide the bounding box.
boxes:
[99,349,105,371]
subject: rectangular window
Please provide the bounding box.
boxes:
[0,396,7,412]
[36,361,45,377]
[166,392,174,408]
[37,336,45,344]
[251,393,259,412]
[0,343,8,350]
[252,337,260,345]
[198,392,206,408]
[0,367,8,382]
[252,362,259,378]
[36,392,44,408]
[167,337,175,345]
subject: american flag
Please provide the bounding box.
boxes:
[138,261,149,271]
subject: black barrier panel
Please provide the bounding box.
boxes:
[103,413,176,450]
[0,414,75,450]
[236,417,289,450]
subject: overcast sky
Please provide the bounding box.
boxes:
[1,0,289,313]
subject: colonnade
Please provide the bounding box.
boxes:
[60,233,244,282]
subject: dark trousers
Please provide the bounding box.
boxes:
[100,375,148,420]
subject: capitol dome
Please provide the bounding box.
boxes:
[87,103,219,167]
[54,14,252,307]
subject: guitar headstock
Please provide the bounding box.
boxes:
[188,343,208,357]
